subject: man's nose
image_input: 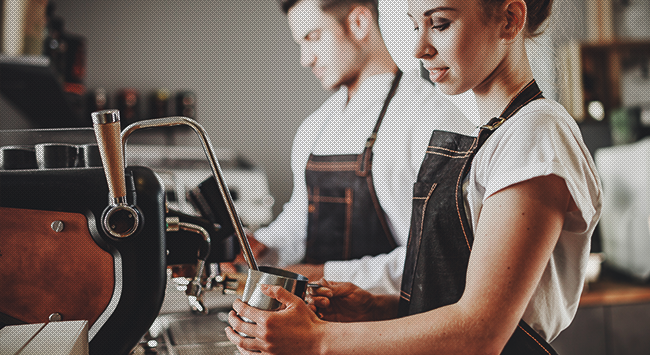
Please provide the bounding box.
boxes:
[300,47,315,68]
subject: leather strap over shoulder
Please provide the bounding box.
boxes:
[357,70,403,175]
[480,80,543,131]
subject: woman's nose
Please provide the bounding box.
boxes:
[414,31,435,59]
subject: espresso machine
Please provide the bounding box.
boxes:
[0,111,258,354]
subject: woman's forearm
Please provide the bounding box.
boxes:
[371,294,400,321]
[317,302,507,355]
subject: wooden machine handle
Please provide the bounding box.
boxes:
[92,110,126,203]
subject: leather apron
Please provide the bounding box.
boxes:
[398,80,558,354]
[304,71,402,264]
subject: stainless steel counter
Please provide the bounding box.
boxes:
[140,311,238,355]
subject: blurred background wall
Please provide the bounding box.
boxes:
[1,0,640,220]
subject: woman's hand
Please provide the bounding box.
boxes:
[225,284,325,355]
[306,280,397,322]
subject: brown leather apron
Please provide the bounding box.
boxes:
[303,71,402,264]
[398,80,558,354]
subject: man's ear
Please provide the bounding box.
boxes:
[501,0,527,41]
[346,5,373,41]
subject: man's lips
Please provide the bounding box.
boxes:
[426,67,449,83]
[312,68,325,80]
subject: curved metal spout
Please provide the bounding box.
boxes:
[121,116,258,271]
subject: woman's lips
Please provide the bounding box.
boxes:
[427,67,449,83]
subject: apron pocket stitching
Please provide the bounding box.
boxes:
[419,183,438,240]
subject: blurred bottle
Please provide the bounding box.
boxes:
[116,89,141,128]
[176,91,197,119]
[86,88,109,117]
[43,1,86,96]
[610,107,636,145]
[23,0,49,55]
[149,89,171,118]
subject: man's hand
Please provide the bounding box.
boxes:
[306,279,396,322]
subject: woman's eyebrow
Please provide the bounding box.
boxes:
[408,7,458,18]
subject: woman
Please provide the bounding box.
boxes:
[225,0,602,354]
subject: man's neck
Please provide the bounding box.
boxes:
[346,47,398,102]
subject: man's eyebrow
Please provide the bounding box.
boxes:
[407,7,458,18]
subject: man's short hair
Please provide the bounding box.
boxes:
[280,0,379,23]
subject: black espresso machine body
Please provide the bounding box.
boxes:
[0,165,166,355]
[0,124,242,355]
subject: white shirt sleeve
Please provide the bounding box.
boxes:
[324,246,406,294]
[253,180,308,267]
[465,99,602,341]
[470,101,599,234]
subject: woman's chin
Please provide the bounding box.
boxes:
[435,83,467,97]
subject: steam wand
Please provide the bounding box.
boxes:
[120,116,259,271]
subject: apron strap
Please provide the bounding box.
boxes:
[357,70,403,176]
[481,79,544,131]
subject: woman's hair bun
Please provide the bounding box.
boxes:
[526,0,553,37]
[482,0,553,38]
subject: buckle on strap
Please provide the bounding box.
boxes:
[480,117,506,131]
[365,132,378,148]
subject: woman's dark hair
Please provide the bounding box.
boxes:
[280,0,379,23]
[482,0,553,38]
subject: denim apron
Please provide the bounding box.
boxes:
[399,80,558,354]
[304,71,402,263]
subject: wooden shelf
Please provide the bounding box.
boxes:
[559,40,650,122]
[580,275,650,307]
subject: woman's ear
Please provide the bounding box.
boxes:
[501,0,527,41]
[346,5,373,41]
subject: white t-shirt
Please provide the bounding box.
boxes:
[464,98,602,342]
[254,70,475,294]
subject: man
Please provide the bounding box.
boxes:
[250,0,473,294]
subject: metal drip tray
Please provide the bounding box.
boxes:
[168,313,230,345]
[167,345,238,355]
[145,311,239,355]
[162,343,238,355]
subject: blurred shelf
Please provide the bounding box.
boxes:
[581,272,650,307]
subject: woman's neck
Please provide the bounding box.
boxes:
[472,43,534,123]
